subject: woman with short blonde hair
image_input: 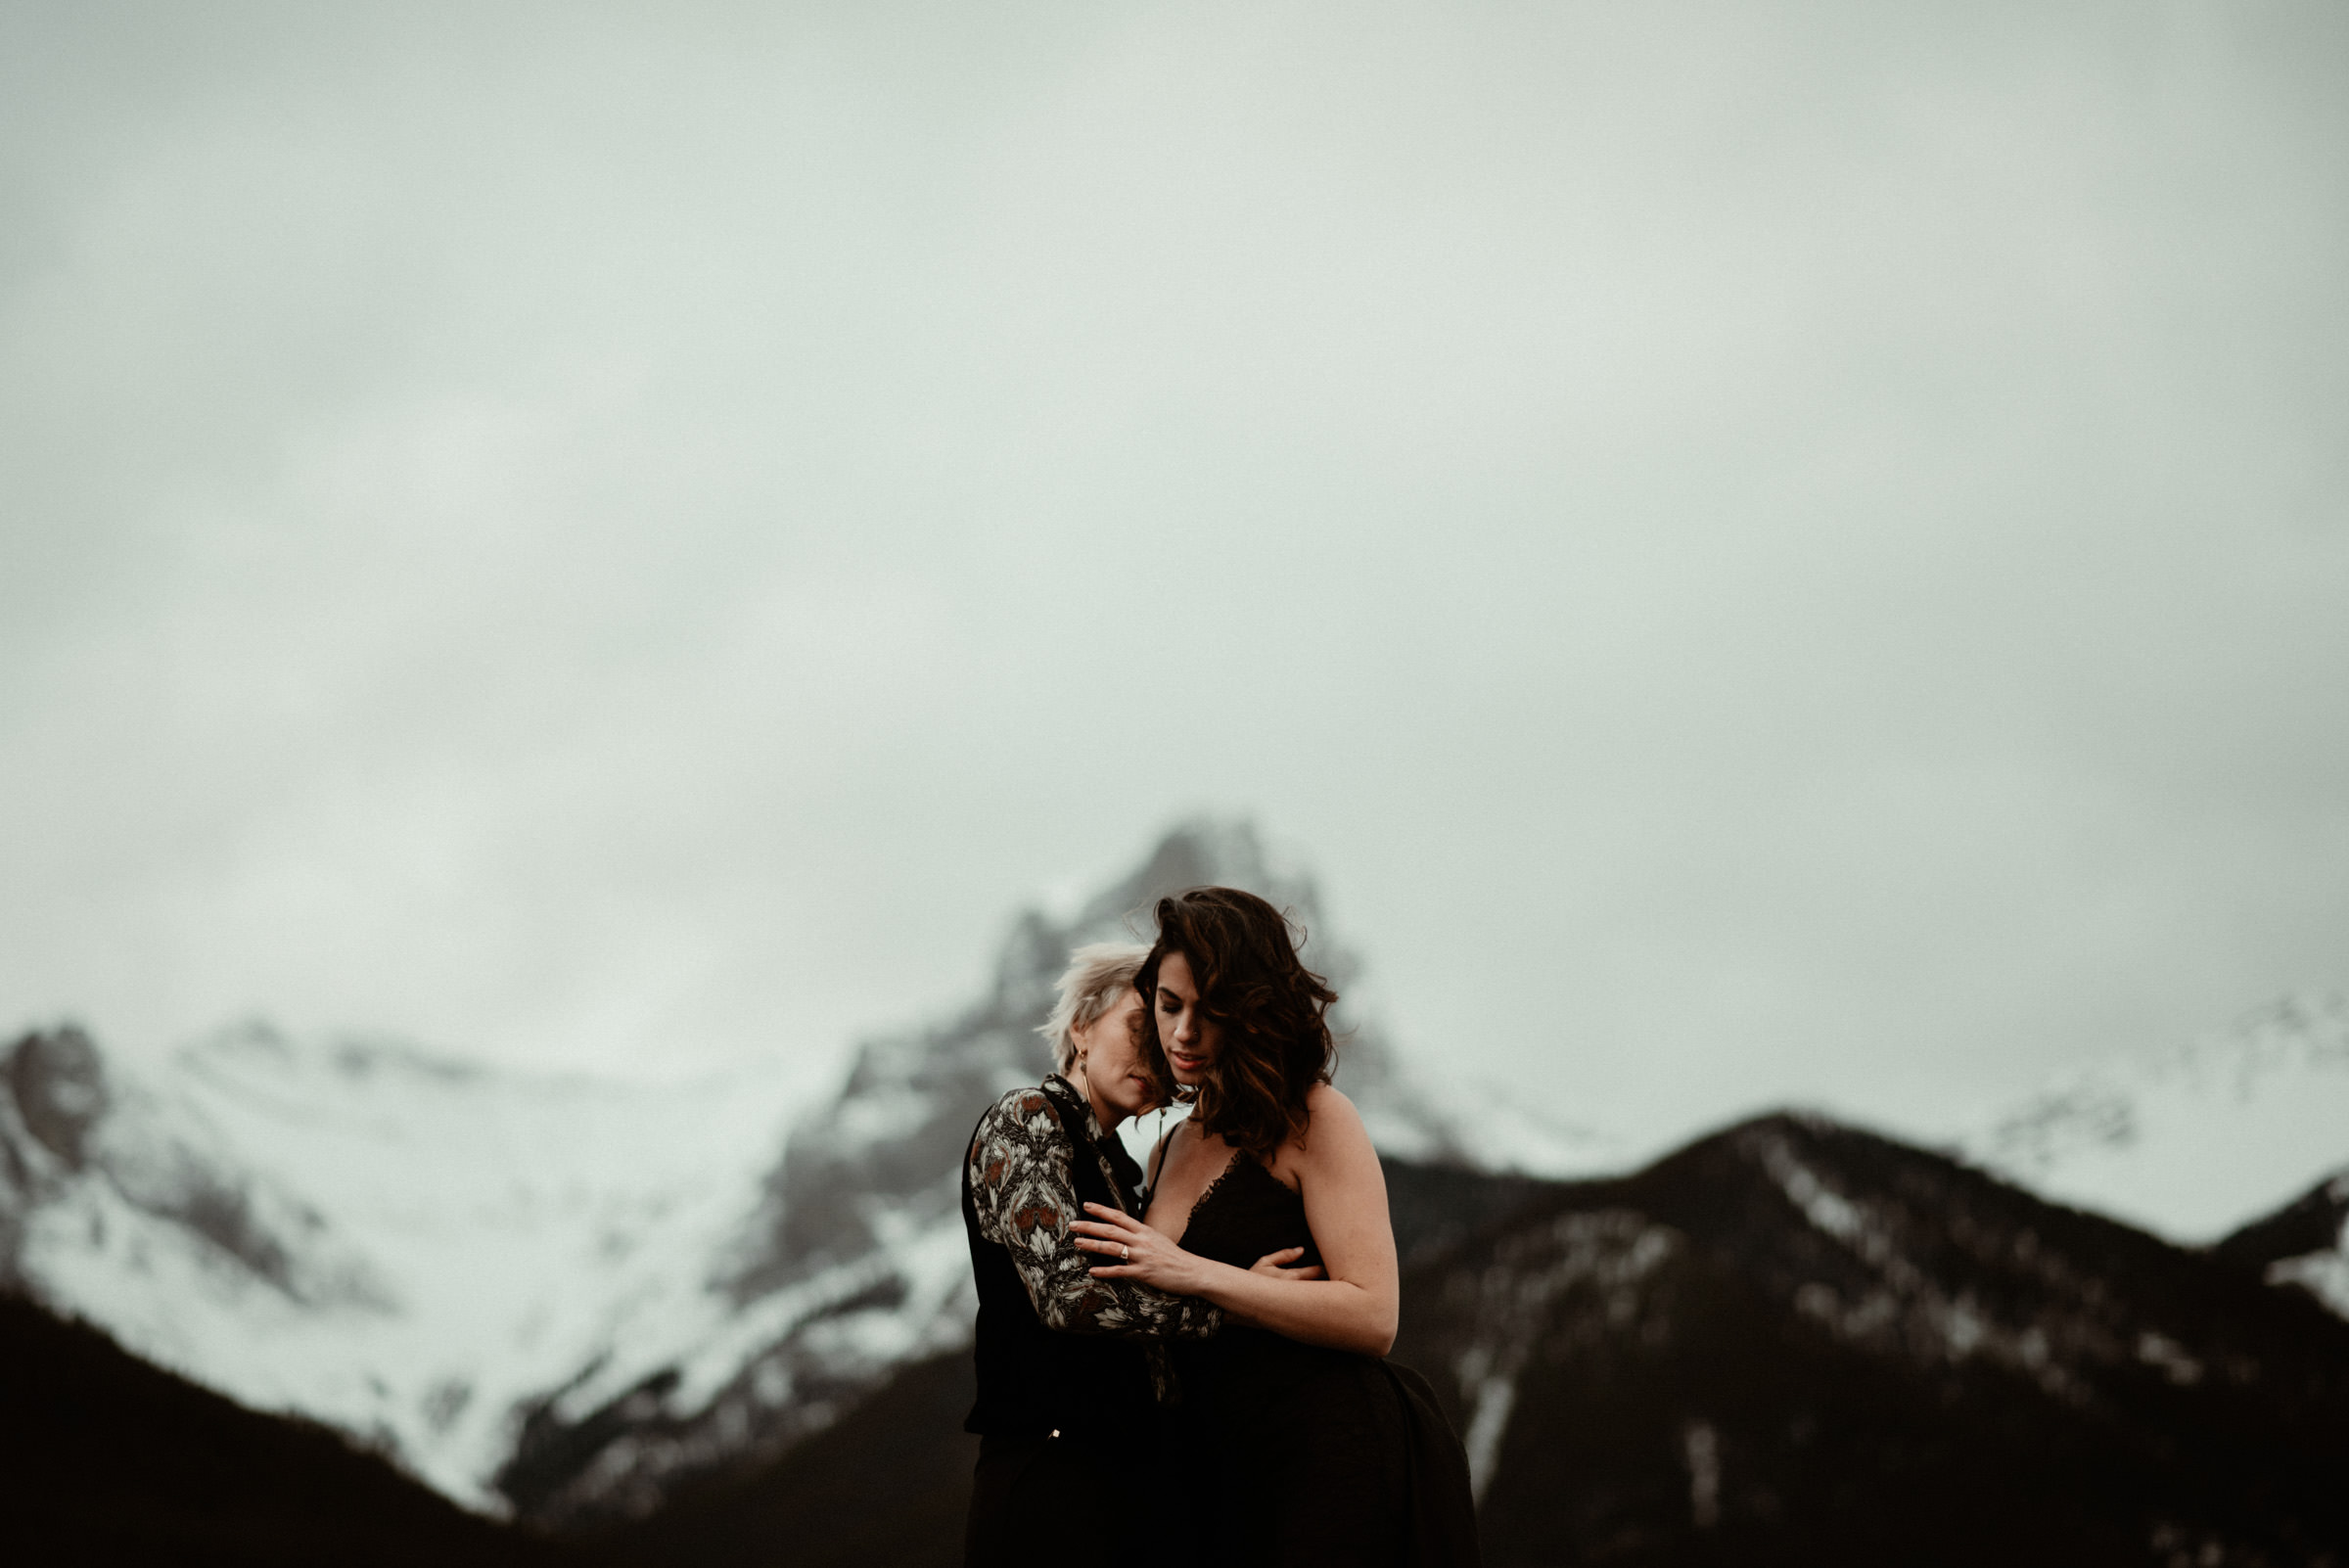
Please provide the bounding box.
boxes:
[1036,942,1151,1078]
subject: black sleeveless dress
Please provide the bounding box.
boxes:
[1164,1155,1482,1567]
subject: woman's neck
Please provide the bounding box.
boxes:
[1070,1063,1124,1132]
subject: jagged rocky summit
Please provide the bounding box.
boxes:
[496,817,1477,1522]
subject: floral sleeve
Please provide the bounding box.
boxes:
[968,1087,1221,1340]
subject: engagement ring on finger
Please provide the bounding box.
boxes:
[1121,1245,1130,1262]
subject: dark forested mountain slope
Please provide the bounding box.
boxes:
[0,1293,568,1568]
[1393,1114,2349,1568]
[570,1125,2349,1567]
[582,1351,980,1568]
[519,1161,1538,1568]
[558,1167,1502,1568]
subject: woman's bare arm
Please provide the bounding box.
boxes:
[1073,1085,1399,1357]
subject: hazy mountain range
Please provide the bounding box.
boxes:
[4,820,2346,1561]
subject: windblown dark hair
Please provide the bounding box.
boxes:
[1134,887,1337,1158]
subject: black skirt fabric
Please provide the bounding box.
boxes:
[966,1433,1129,1568]
[1162,1157,1482,1568]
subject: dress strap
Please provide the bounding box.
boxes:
[1146,1125,1172,1196]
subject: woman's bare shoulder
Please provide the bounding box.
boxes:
[1304,1081,1364,1130]
[1290,1083,1373,1164]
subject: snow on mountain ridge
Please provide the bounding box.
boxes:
[1968,992,2349,1243]
[2,1024,390,1306]
[2,1018,808,1507]
[2266,1171,2349,1318]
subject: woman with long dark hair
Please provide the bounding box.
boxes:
[1069,887,1480,1566]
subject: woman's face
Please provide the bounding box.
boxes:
[1152,950,1221,1088]
[1073,988,1155,1121]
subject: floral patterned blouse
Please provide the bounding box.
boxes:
[964,1076,1222,1346]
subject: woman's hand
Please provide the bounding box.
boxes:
[1073,1204,1326,1295]
[1071,1204,1202,1293]
[1225,1245,1326,1325]
[1248,1246,1325,1283]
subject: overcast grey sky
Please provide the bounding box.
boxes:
[4,1,2345,1145]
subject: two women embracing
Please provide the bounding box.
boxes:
[960,886,1480,1567]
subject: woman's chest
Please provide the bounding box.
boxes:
[1142,1132,1232,1241]
[1156,1151,1318,1271]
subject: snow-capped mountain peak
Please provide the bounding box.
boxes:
[500,817,1480,1521]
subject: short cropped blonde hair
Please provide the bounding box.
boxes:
[1037,942,1150,1075]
